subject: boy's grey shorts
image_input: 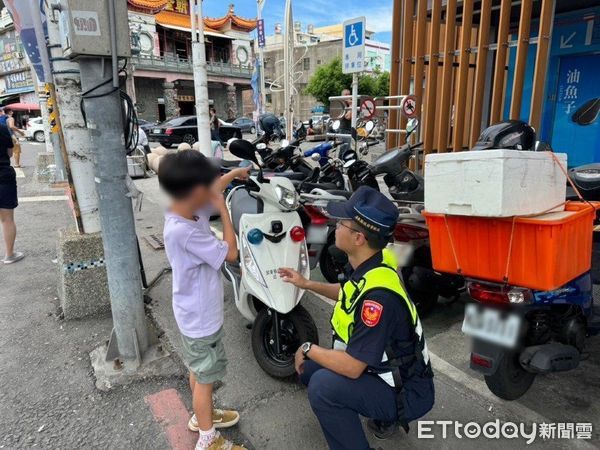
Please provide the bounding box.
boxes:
[180,327,227,384]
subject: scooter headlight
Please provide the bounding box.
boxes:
[275,185,299,210]
[241,236,267,287]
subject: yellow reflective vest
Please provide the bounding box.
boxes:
[331,249,416,343]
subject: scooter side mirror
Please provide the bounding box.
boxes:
[406,118,420,137]
[229,139,259,165]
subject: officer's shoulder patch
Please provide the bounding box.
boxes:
[361,300,383,327]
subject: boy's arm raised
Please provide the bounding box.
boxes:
[215,194,238,263]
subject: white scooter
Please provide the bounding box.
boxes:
[223,139,319,378]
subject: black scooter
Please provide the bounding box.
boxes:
[321,119,464,316]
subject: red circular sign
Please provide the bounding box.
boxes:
[401,95,418,119]
[360,97,377,119]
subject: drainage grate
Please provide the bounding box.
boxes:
[144,234,165,250]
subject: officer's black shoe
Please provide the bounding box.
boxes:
[367,419,398,440]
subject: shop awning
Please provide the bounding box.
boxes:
[0,93,19,104]
[4,102,40,111]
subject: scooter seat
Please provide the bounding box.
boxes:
[301,181,340,192]
[268,171,307,181]
[218,159,242,168]
[230,188,260,235]
[324,190,352,199]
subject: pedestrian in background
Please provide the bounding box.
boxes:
[210,107,220,142]
[0,119,24,264]
[159,150,250,450]
[138,124,150,155]
[2,108,25,168]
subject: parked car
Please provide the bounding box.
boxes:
[231,117,256,134]
[148,115,242,147]
[138,118,158,133]
[25,117,45,143]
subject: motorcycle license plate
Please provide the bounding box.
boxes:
[461,304,521,349]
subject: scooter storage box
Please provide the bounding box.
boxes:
[423,202,598,291]
[424,150,568,217]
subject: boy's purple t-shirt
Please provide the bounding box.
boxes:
[163,208,229,339]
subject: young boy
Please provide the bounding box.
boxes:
[159,150,249,450]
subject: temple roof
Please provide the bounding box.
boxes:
[205,4,258,32]
[154,3,257,33]
[127,0,168,14]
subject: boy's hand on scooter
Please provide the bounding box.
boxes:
[233,167,251,181]
[278,268,308,289]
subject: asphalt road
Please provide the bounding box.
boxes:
[0,141,598,449]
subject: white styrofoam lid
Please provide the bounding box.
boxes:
[425,150,567,163]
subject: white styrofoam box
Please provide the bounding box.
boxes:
[424,150,568,217]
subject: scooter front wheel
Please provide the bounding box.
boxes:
[252,305,319,379]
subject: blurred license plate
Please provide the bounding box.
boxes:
[152,128,161,134]
[388,242,413,267]
[462,304,521,348]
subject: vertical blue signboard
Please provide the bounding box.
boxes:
[551,54,600,166]
[257,19,265,49]
[502,6,600,166]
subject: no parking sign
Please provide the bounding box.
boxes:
[360,97,377,119]
[401,95,418,119]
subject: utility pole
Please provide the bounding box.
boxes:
[79,56,149,362]
[46,7,101,233]
[257,0,266,114]
[190,0,212,156]
[53,0,155,371]
[283,0,294,139]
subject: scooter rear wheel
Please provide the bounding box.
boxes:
[252,305,319,379]
[484,351,536,400]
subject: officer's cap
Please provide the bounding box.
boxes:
[327,186,399,236]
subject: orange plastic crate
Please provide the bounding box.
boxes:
[423,202,599,291]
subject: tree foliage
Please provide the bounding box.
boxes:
[305,58,390,108]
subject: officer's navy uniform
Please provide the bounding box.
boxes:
[300,186,435,450]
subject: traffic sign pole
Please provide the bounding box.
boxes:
[351,73,358,129]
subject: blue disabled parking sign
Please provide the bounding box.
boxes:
[343,17,366,74]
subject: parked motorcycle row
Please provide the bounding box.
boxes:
[216,116,600,404]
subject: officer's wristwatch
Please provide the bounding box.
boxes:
[301,342,313,359]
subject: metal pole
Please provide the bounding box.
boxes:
[34,78,54,155]
[351,73,358,129]
[42,86,66,181]
[257,0,266,114]
[190,0,212,156]
[46,6,101,233]
[79,57,149,362]
[283,0,294,139]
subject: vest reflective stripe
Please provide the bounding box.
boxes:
[331,249,415,344]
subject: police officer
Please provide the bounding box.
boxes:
[278,186,435,450]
